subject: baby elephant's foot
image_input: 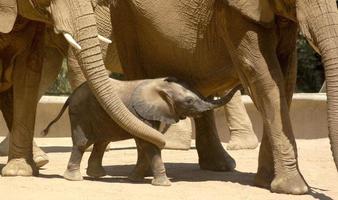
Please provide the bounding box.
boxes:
[151,176,171,186]
[86,166,106,178]
[64,169,83,181]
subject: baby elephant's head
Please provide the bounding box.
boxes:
[131,77,240,124]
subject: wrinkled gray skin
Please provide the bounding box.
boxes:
[43,77,240,185]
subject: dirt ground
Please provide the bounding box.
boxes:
[0,137,337,200]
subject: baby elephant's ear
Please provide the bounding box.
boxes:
[131,79,178,125]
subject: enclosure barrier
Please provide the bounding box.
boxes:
[0,94,328,142]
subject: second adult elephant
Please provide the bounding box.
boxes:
[101,0,338,195]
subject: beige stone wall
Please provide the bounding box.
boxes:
[0,94,329,142]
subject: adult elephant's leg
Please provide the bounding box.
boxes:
[195,110,236,171]
[255,22,298,189]
[220,8,307,194]
[86,141,109,178]
[2,60,41,175]
[2,30,44,176]
[32,47,65,168]
[224,90,258,150]
[0,88,13,156]
[0,87,49,167]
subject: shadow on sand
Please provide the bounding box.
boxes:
[40,146,138,153]
[82,163,336,200]
[0,161,332,199]
[77,163,256,187]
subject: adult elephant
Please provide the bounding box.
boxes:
[0,0,166,176]
[98,0,338,195]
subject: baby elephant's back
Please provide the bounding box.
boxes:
[68,83,132,141]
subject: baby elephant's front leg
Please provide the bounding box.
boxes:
[136,139,171,186]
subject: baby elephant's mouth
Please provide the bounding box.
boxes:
[179,115,187,120]
[179,111,203,119]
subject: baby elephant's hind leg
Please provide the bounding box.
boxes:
[64,146,86,181]
[128,141,151,182]
[64,125,90,181]
[137,139,171,186]
[86,141,109,178]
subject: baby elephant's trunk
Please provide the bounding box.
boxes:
[204,84,243,110]
[41,97,71,136]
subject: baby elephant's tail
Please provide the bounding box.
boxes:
[41,96,71,136]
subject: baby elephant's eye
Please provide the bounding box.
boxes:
[185,97,195,105]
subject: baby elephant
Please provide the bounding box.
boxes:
[43,77,240,186]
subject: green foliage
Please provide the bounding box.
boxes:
[46,60,72,95]
[296,36,324,92]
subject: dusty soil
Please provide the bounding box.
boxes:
[0,137,337,200]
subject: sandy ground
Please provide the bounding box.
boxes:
[0,137,337,200]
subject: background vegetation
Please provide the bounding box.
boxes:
[296,36,324,92]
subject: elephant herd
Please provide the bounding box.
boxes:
[0,0,338,195]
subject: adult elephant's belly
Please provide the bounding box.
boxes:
[135,21,238,96]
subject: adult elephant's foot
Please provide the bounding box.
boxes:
[33,143,49,168]
[227,132,258,150]
[195,111,236,171]
[2,158,34,176]
[128,172,145,182]
[86,165,106,178]
[64,169,83,181]
[0,138,49,168]
[198,149,236,171]
[152,176,171,186]
[254,168,274,189]
[271,171,308,194]
[255,166,308,194]
[128,167,151,182]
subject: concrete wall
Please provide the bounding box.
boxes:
[0,94,329,142]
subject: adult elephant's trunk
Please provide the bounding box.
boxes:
[297,0,338,170]
[66,1,165,148]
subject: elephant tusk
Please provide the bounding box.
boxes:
[98,35,112,43]
[63,33,82,50]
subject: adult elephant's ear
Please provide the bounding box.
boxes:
[0,0,17,33]
[131,79,178,125]
[225,0,274,26]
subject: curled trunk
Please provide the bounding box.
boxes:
[68,1,165,148]
[297,0,338,170]
[203,84,243,110]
